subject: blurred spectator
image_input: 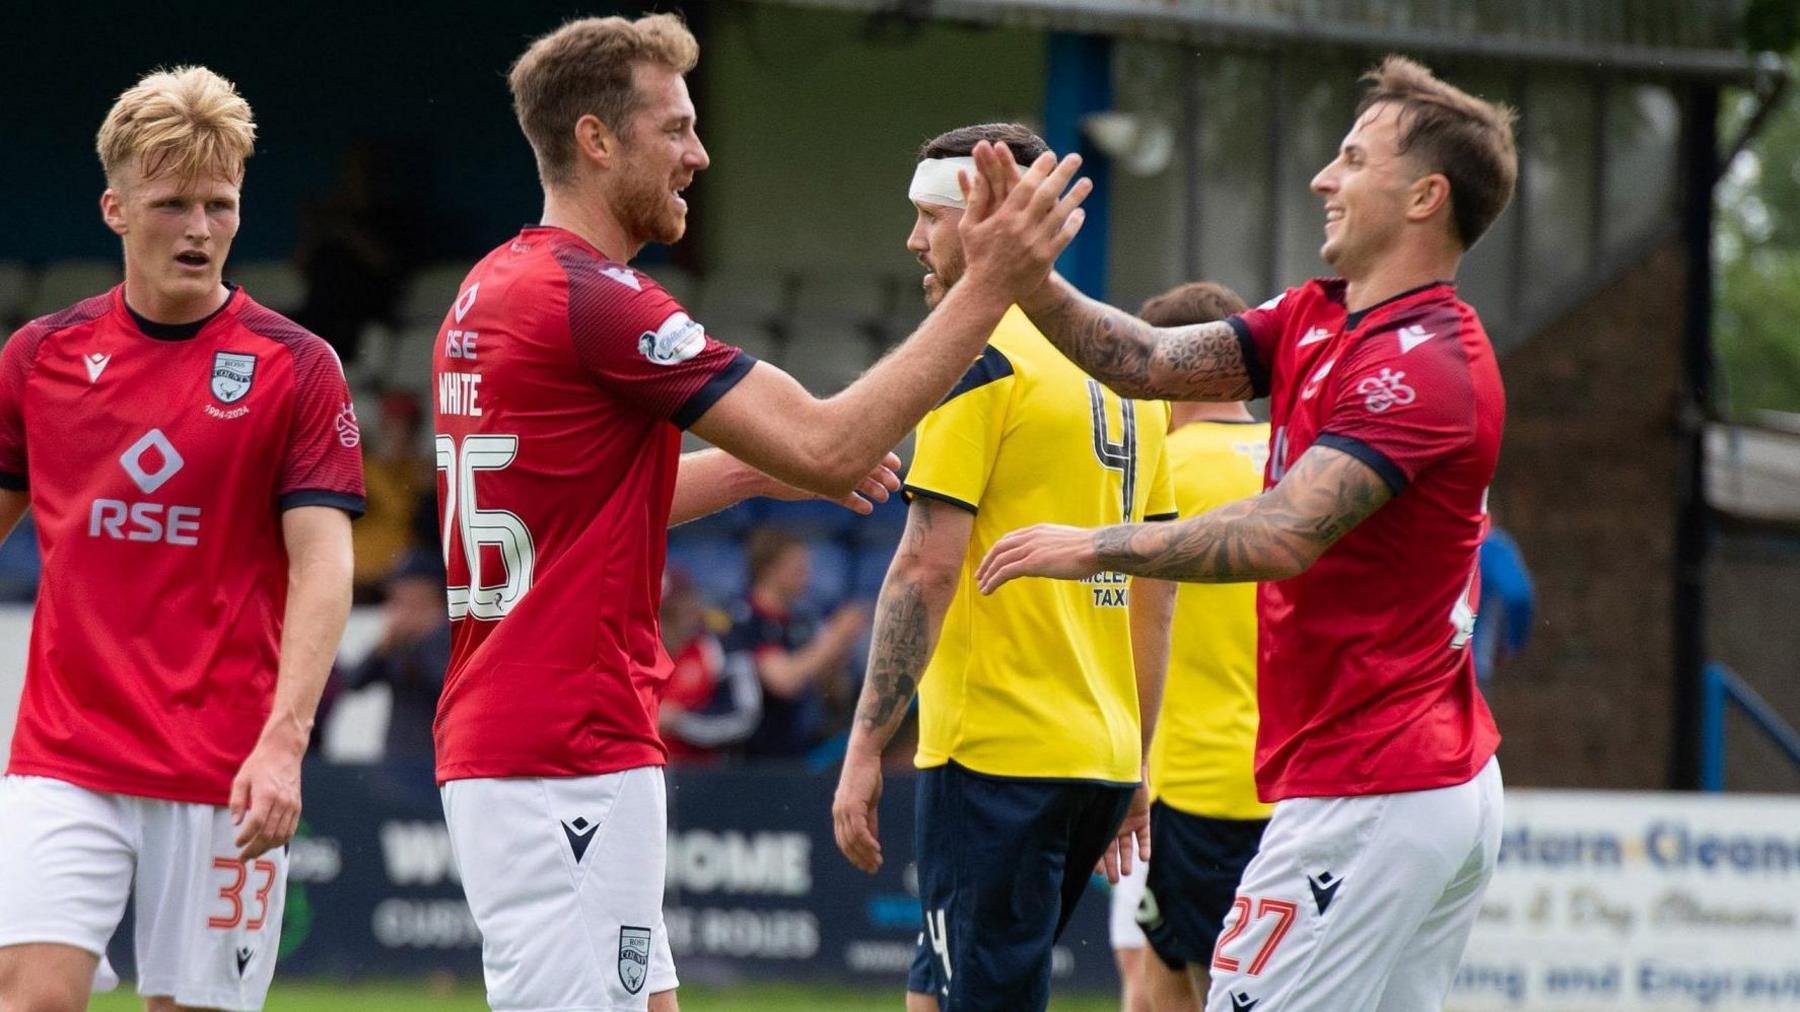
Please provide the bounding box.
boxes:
[0,510,40,602]
[341,550,449,759]
[292,140,427,365]
[1474,526,1535,684]
[354,391,434,599]
[659,568,760,763]
[728,528,868,761]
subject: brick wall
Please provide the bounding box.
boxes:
[1482,243,1685,788]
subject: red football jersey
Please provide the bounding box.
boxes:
[1228,279,1503,801]
[0,286,365,805]
[432,227,751,783]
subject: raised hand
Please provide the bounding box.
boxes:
[958,141,1092,304]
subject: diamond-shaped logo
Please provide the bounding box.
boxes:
[120,429,184,494]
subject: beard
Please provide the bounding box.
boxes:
[613,167,685,247]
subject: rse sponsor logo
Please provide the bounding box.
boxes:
[93,429,200,545]
[1357,368,1416,413]
[89,501,200,546]
[452,283,479,323]
[639,312,706,366]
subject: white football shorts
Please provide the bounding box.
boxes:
[0,774,287,1010]
[442,766,678,1011]
[1205,757,1503,1012]
[1108,855,1149,950]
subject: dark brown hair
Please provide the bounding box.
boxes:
[1356,56,1518,250]
[509,13,699,187]
[919,122,1049,165]
[1137,281,1248,328]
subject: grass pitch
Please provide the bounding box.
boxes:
[89,979,1124,1010]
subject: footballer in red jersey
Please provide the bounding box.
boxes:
[972,57,1517,1012]
[436,15,1089,1011]
[0,68,359,1011]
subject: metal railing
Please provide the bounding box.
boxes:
[1699,662,1800,791]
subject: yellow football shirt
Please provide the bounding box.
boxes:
[904,306,1176,784]
[1148,419,1274,819]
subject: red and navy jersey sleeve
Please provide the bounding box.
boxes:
[0,327,39,490]
[558,251,755,428]
[1225,287,1299,399]
[1315,319,1476,494]
[278,337,367,516]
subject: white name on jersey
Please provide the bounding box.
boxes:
[438,371,483,417]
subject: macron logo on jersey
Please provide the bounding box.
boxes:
[1396,325,1435,353]
[1297,327,1332,348]
[84,353,111,382]
[90,429,201,546]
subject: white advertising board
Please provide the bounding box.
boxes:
[1453,789,1800,1010]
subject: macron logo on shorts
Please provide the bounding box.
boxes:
[561,816,599,862]
[235,946,254,977]
[1307,870,1342,914]
[1231,992,1259,1011]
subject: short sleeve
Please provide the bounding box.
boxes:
[1224,287,1297,399]
[903,346,1015,514]
[561,255,754,428]
[1315,337,1475,495]
[279,340,368,516]
[1143,429,1177,522]
[0,327,44,490]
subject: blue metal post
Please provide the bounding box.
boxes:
[1043,32,1112,299]
[1699,663,1725,791]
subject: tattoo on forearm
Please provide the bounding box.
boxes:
[856,582,928,732]
[1093,448,1393,582]
[1029,285,1253,401]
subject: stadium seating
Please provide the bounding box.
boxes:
[26,261,120,319]
[0,262,37,328]
[228,260,306,313]
[665,536,750,604]
[399,262,470,326]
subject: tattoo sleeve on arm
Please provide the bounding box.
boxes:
[1092,445,1394,582]
[851,502,959,745]
[1026,281,1253,401]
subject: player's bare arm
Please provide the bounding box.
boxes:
[690,150,1089,498]
[668,448,901,526]
[832,499,971,874]
[976,445,1393,592]
[232,505,352,861]
[964,141,1251,402]
[0,490,26,542]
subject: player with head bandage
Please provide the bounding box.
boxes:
[833,122,1179,1012]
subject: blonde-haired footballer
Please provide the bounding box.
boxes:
[0,66,363,1010]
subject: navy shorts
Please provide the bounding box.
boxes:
[1138,801,1268,971]
[906,761,1134,1011]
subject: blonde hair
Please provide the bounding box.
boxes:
[509,13,699,187]
[96,66,256,187]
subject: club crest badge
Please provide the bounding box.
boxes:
[618,925,652,994]
[211,352,257,404]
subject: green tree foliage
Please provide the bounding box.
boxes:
[1716,54,1800,419]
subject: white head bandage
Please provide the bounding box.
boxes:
[908,156,975,210]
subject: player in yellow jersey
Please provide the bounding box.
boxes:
[831,122,1178,1012]
[1120,283,1273,1012]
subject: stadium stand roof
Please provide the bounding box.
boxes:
[758,0,1764,80]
